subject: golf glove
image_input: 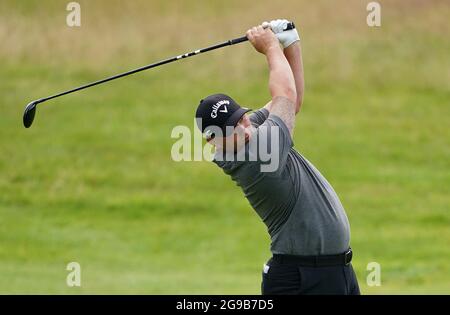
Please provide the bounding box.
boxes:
[264,19,300,48]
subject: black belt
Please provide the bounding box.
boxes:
[270,248,353,267]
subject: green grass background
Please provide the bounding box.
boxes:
[0,0,449,294]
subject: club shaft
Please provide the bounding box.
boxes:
[38,36,248,104]
[35,22,294,105]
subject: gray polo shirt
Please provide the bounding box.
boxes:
[214,108,350,256]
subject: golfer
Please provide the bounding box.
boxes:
[195,20,360,295]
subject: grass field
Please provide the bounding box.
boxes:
[0,0,449,294]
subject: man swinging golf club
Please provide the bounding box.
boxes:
[195,19,360,295]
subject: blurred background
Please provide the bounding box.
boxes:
[0,0,449,294]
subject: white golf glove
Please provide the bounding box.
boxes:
[263,19,300,48]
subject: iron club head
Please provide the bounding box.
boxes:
[23,100,39,128]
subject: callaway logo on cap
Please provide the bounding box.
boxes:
[195,93,251,138]
[211,100,230,118]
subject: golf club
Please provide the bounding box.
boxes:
[22,22,295,128]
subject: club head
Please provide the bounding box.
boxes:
[23,100,39,128]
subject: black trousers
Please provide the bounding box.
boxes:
[261,258,360,295]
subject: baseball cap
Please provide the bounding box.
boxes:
[195,93,251,139]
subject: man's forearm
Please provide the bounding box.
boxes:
[265,46,297,105]
[283,43,304,113]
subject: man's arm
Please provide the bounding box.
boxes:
[283,43,304,114]
[247,25,297,136]
[261,45,303,112]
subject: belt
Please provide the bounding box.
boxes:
[271,248,353,267]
